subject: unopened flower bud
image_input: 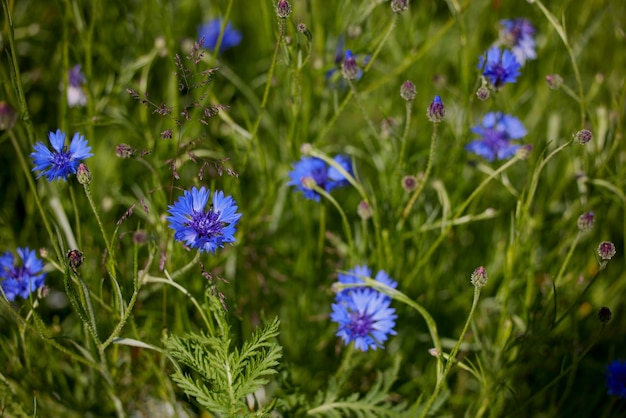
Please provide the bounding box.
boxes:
[391,0,409,13]
[66,249,85,270]
[598,241,616,261]
[76,163,91,184]
[342,50,359,80]
[357,200,372,220]
[276,0,291,18]
[400,80,417,101]
[470,266,488,288]
[427,95,445,123]
[545,74,563,90]
[300,143,313,155]
[476,85,490,101]
[402,175,418,192]
[574,129,592,145]
[0,102,18,130]
[116,144,136,158]
[301,176,317,190]
[577,212,594,231]
[515,144,533,160]
[598,306,612,324]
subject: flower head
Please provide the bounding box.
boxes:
[606,360,626,399]
[31,130,94,181]
[331,288,397,351]
[479,47,522,88]
[400,80,417,101]
[342,50,359,80]
[466,112,527,161]
[597,241,616,261]
[198,19,242,52]
[427,95,445,123]
[288,156,352,201]
[67,64,87,107]
[325,38,369,90]
[577,212,594,231]
[499,18,536,65]
[167,187,241,253]
[0,248,46,302]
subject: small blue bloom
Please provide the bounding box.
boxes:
[479,47,521,88]
[167,187,241,253]
[31,130,94,181]
[288,155,352,201]
[466,112,527,161]
[336,265,398,302]
[198,19,242,52]
[0,248,46,302]
[68,64,87,107]
[331,288,397,351]
[500,18,536,65]
[606,360,626,399]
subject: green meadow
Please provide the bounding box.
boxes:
[1,0,625,416]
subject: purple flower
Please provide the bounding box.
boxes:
[31,130,94,181]
[67,64,87,107]
[331,288,397,351]
[288,155,352,201]
[466,112,527,161]
[479,47,521,88]
[198,19,242,52]
[167,187,241,253]
[0,248,46,302]
[606,360,626,399]
[500,18,536,65]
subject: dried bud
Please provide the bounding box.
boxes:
[76,163,91,185]
[427,95,445,123]
[391,0,409,13]
[577,212,594,231]
[545,74,563,90]
[357,200,372,220]
[598,306,612,324]
[66,249,85,270]
[470,266,488,288]
[597,241,616,261]
[0,102,18,130]
[400,80,417,101]
[276,0,291,18]
[402,175,418,192]
[341,50,359,80]
[574,129,592,145]
[476,85,490,101]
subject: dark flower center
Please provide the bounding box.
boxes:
[348,311,374,337]
[190,209,223,239]
[52,149,72,168]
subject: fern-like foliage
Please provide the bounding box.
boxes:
[165,299,282,417]
[306,356,408,418]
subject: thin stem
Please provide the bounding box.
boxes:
[347,78,379,140]
[314,186,354,263]
[398,100,413,172]
[553,231,582,286]
[82,183,114,268]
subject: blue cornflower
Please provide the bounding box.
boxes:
[31,130,94,181]
[198,19,242,52]
[67,64,87,107]
[167,187,241,253]
[336,265,398,302]
[606,360,626,399]
[466,112,527,161]
[479,47,521,88]
[0,248,46,302]
[288,155,352,201]
[331,288,397,351]
[500,18,536,65]
[325,38,370,89]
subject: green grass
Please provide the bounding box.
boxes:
[1,0,625,416]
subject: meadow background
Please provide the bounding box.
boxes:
[1,0,625,416]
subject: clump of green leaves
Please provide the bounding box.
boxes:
[165,296,282,416]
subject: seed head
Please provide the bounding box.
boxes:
[276,0,291,18]
[470,266,488,288]
[574,129,593,145]
[577,212,595,232]
[427,96,445,123]
[400,80,417,101]
[598,241,616,261]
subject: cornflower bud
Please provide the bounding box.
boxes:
[391,0,409,13]
[470,266,488,288]
[342,50,359,80]
[276,0,291,18]
[402,175,418,192]
[76,163,91,185]
[577,212,594,232]
[574,129,593,145]
[67,249,85,270]
[598,306,612,324]
[0,102,18,130]
[476,85,490,101]
[357,200,372,220]
[427,95,445,123]
[598,241,616,261]
[545,74,563,90]
[400,80,417,101]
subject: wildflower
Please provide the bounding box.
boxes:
[598,307,612,324]
[198,19,242,52]
[597,241,616,261]
[605,360,626,399]
[577,212,594,231]
[167,187,241,253]
[470,266,488,288]
[342,50,359,80]
[427,95,445,123]
[479,47,521,89]
[336,265,397,302]
[276,0,291,18]
[499,18,537,65]
[574,129,592,145]
[331,288,397,351]
[0,101,18,130]
[400,80,417,101]
[466,112,527,161]
[0,248,46,302]
[31,130,94,181]
[67,64,87,107]
[288,156,352,201]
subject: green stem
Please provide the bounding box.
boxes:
[398,100,413,172]
[314,186,354,263]
[553,231,581,286]
[347,79,379,141]
[82,183,114,267]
